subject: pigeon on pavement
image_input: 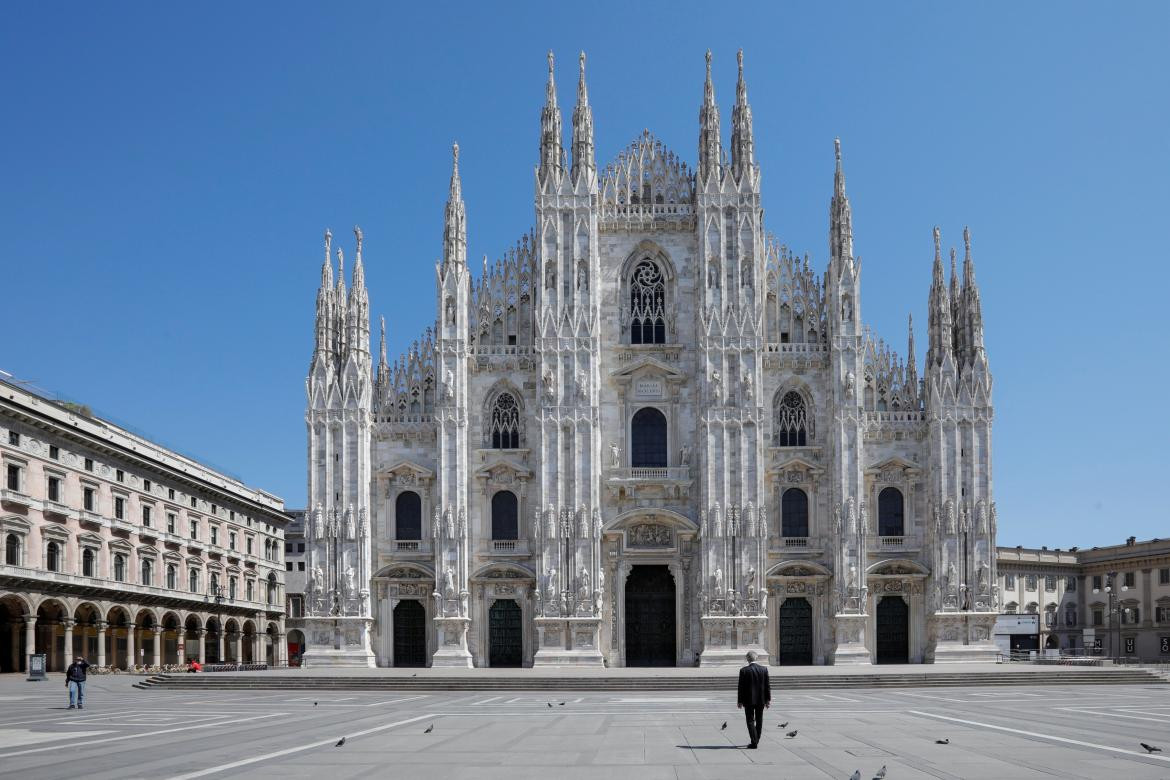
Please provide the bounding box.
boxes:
[786,730,799,738]
[935,738,949,745]
[547,702,553,708]
[314,702,318,707]
[873,766,886,779]
[778,721,789,728]
[335,737,346,747]
[424,724,434,734]
[1141,743,1162,753]
[849,772,861,780]
[559,702,565,706]
[721,722,728,730]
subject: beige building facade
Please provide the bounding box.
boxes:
[997,538,1170,661]
[0,378,289,673]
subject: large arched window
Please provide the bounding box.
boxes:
[46,541,60,572]
[113,554,126,582]
[629,260,666,344]
[631,407,668,468]
[491,491,519,540]
[166,564,177,590]
[141,558,153,586]
[82,547,96,577]
[781,488,809,537]
[775,391,809,446]
[395,491,422,540]
[189,569,200,593]
[878,487,904,536]
[489,392,520,449]
[5,533,19,565]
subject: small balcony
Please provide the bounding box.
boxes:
[79,510,105,527]
[870,535,921,552]
[769,536,822,554]
[111,517,136,534]
[486,539,530,556]
[611,466,690,482]
[0,489,34,508]
[41,500,76,519]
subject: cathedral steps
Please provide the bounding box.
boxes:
[134,668,1164,692]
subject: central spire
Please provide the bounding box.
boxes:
[698,49,721,184]
[443,143,467,268]
[730,49,754,181]
[539,50,564,184]
[571,51,595,184]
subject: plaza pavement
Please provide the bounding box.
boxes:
[0,672,1168,779]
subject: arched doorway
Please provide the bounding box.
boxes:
[161,613,181,665]
[184,615,202,663]
[241,621,256,664]
[74,604,101,664]
[778,598,813,665]
[287,629,305,667]
[488,600,522,667]
[0,595,30,673]
[875,596,909,664]
[205,618,221,663]
[393,600,427,667]
[624,565,676,666]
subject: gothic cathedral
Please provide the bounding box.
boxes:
[301,51,999,668]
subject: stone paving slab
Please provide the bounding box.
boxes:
[0,674,1168,779]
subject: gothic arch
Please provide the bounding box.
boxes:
[605,508,698,535]
[619,241,677,344]
[470,562,536,581]
[772,384,815,445]
[482,381,526,449]
[373,562,435,580]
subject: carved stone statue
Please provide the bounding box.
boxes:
[946,562,957,591]
[442,567,455,600]
[847,563,858,593]
[344,566,355,597]
[713,568,724,597]
[445,297,455,325]
[708,260,719,288]
[577,568,590,603]
[545,261,556,289]
[576,260,588,291]
[844,371,856,399]
[576,368,588,399]
[743,371,754,400]
[711,369,722,401]
[543,368,556,399]
[609,442,621,468]
[443,369,454,400]
[679,443,691,466]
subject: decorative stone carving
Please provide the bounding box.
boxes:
[627,523,673,548]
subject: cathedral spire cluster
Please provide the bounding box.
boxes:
[310,225,371,378]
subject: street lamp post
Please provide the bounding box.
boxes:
[1092,571,1128,663]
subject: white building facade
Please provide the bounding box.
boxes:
[301,51,1000,668]
[0,379,290,673]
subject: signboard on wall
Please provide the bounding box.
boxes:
[634,379,663,398]
[1160,636,1169,655]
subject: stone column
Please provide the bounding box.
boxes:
[217,628,225,663]
[62,619,74,663]
[276,633,286,665]
[152,627,163,667]
[125,624,136,670]
[197,628,207,662]
[96,621,107,668]
[23,617,37,666]
[234,632,243,664]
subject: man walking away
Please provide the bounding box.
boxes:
[65,656,90,710]
[737,650,770,748]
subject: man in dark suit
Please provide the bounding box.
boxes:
[737,650,770,748]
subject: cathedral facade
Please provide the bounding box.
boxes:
[299,50,1000,668]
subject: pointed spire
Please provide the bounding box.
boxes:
[313,228,336,365]
[829,138,853,268]
[697,49,721,184]
[378,315,388,374]
[571,51,596,183]
[334,246,348,358]
[927,226,952,368]
[321,228,334,288]
[730,49,755,181]
[443,143,467,268]
[352,225,365,288]
[538,50,564,184]
[949,246,965,363]
[907,313,917,368]
[963,226,986,362]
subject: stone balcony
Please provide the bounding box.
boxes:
[0,488,34,509]
[606,466,692,502]
[769,536,824,554]
[483,539,531,557]
[870,535,922,553]
[41,500,76,520]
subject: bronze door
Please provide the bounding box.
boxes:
[489,599,523,667]
[875,596,909,664]
[393,600,427,667]
[778,597,813,665]
[624,565,676,667]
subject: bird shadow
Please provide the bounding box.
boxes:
[678,745,745,750]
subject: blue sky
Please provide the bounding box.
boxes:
[2,2,1167,547]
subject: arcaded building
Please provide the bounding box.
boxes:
[0,378,289,672]
[299,51,1000,668]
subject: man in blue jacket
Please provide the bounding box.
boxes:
[65,656,89,710]
[736,650,770,748]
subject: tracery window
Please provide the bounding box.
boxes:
[395,491,422,541]
[629,260,666,344]
[878,487,904,536]
[781,488,809,537]
[489,392,520,449]
[491,490,518,541]
[775,391,809,446]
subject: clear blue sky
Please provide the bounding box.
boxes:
[2,2,1167,547]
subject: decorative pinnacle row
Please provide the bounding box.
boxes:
[698,49,721,184]
[313,225,370,370]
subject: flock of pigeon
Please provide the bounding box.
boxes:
[317,696,1165,776]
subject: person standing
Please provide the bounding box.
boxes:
[737,650,771,748]
[65,656,90,710]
